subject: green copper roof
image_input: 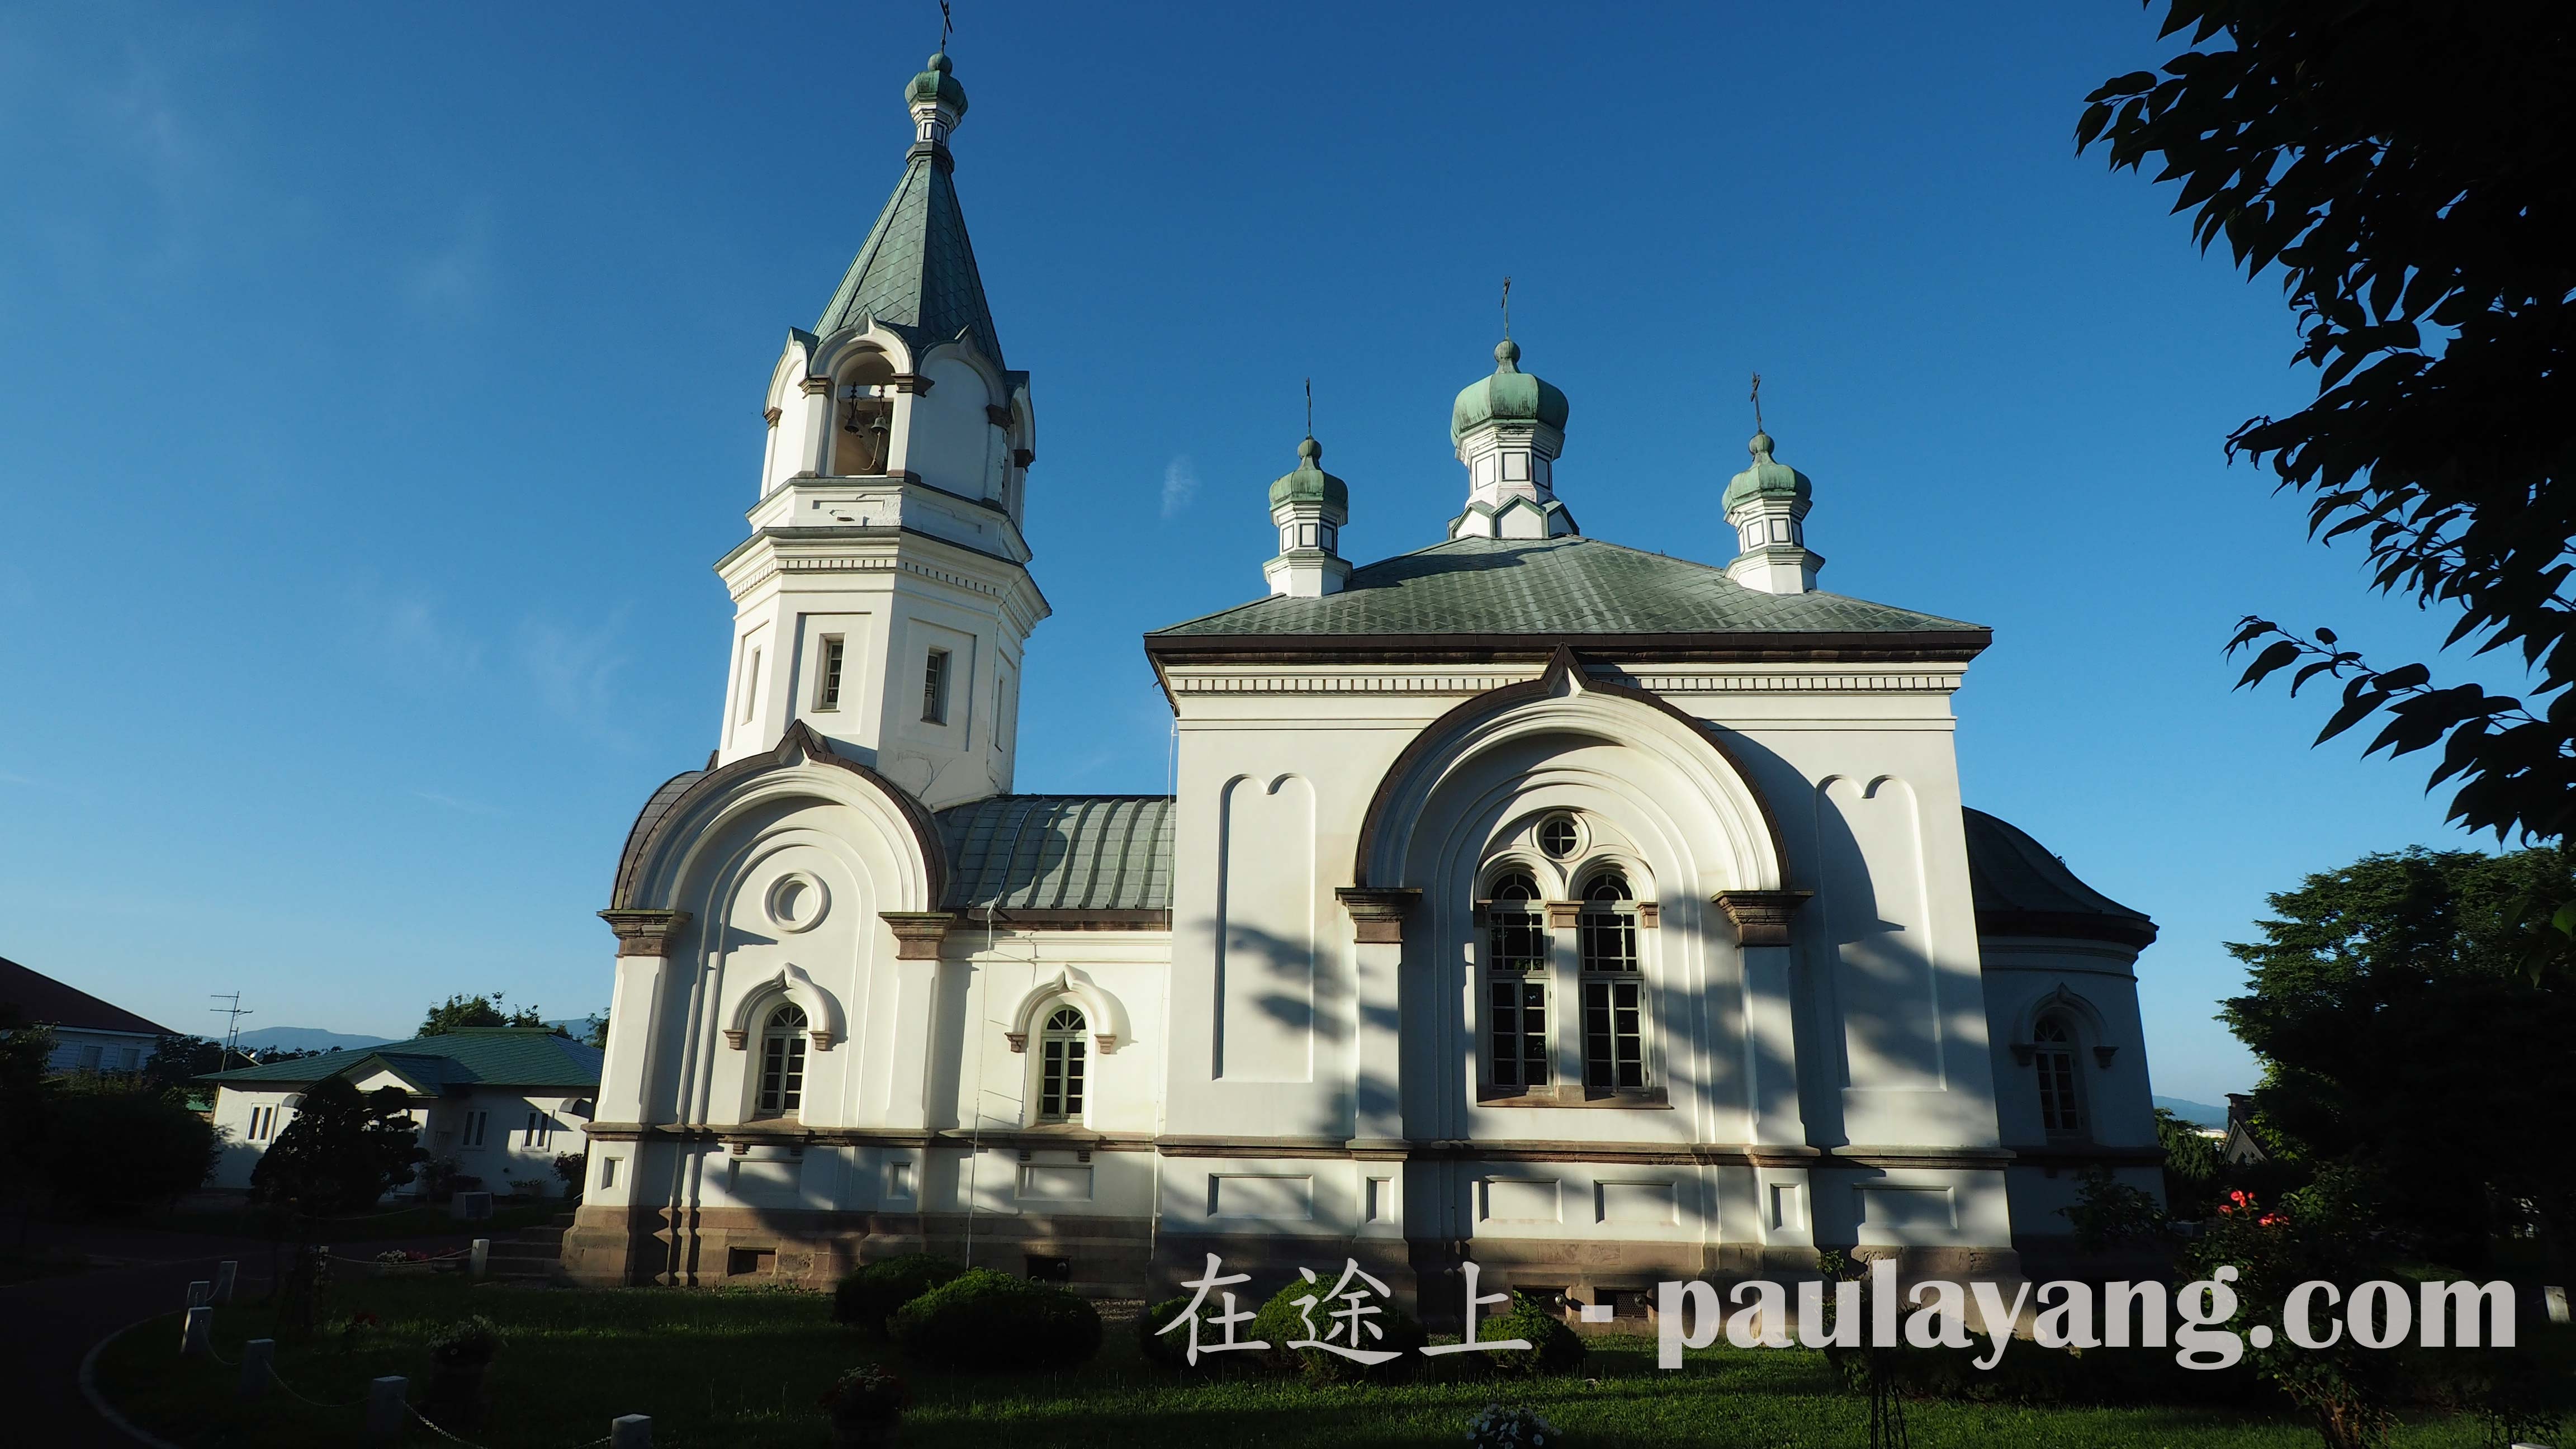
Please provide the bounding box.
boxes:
[1452,339,1570,442]
[908,52,967,115]
[1148,536,1982,639]
[813,66,1005,367]
[936,795,1172,912]
[197,1027,603,1093]
[1268,437,1349,514]
[1722,432,1810,512]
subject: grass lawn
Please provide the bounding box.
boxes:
[95,1277,2542,1449]
[107,1200,562,1243]
[0,1244,90,1284]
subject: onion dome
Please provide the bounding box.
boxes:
[1722,430,1810,513]
[1269,437,1348,512]
[908,52,968,115]
[1451,339,1570,443]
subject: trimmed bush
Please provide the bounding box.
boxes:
[889,1268,1102,1372]
[832,1253,963,1334]
[1138,1295,1196,1370]
[1474,1292,1585,1379]
[1251,1277,1427,1384]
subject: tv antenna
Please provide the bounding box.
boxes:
[210,992,253,1071]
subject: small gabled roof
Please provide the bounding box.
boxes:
[1962,808,2157,949]
[1147,536,1984,650]
[0,955,173,1037]
[197,1027,602,1094]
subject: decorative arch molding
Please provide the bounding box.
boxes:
[611,720,947,916]
[1001,969,1128,1056]
[2009,982,2118,1068]
[1353,645,1788,893]
[723,962,845,1053]
[806,320,921,389]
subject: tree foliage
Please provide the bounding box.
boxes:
[248,1074,425,1218]
[418,992,548,1037]
[2081,2,2576,845]
[2222,847,2576,1275]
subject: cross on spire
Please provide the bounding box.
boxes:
[1750,372,1765,435]
[936,0,953,51]
[1305,377,1313,439]
[1500,276,1512,340]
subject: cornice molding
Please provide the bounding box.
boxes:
[1334,887,1420,944]
[879,911,956,961]
[597,908,692,957]
[1713,889,1815,947]
[1163,667,1962,697]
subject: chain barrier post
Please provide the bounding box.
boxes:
[237,1339,274,1403]
[471,1238,490,1278]
[186,1279,213,1309]
[366,1376,408,1441]
[180,1305,212,1357]
[611,1413,652,1448]
[215,1259,239,1304]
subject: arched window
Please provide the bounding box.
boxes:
[756,1003,809,1117]
[1036,1005,1087,1123]
[1485,870,1548,1092]
[2032,1015,2085,1139]
[1577,869,1645,1092]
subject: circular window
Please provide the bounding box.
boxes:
[1535,813,1583,860]
[763,871,830,933]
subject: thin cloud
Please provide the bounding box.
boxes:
[516,608,637,748]
[1160,455,1199,519]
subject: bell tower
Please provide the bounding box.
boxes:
[713,53,1048,810]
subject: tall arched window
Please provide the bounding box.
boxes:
[1485,871,1549,1092]
[1037,1006,1087,1123]
[1577,870,1645,1092]
[757,1003,809,1117]
[2032,1015,2085,1139]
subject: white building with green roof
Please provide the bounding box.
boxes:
[570,54,2163,1312]
[200,1027,603,1196]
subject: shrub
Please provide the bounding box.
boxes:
[430,1315,501,1367]
[889,1268,1101,1372]
[1138,1295,1196,1369]
[1472,1292,1585,1379]
[1466,1403,1561,1448]
[1251,1277,1427,1384]
[834,1252,964,1334]
[818,1363,910,1428]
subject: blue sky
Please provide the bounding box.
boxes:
[0,3,2496,1100]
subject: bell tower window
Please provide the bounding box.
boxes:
[814,636,845,711]
[921,649,951,723]
[830,350,897,476]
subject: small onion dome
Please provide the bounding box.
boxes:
[1451,338,1570,443]
[1268,436,1348,513]
[908,52,968,115]
[1722,430,1811,512]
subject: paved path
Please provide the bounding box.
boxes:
[2,1219,475,1447]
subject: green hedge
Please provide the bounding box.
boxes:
[1470,1292,1585,1379]
[889,1268,1102,1372]
[1250,1278,1427,1384]
[832,1253,963,1336]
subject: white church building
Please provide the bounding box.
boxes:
[565,54,2163,1310]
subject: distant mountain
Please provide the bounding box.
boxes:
[2153,1095,2230,1128]
[234,1027,394,1055]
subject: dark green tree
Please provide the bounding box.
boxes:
[39,1077,221,1214]
[2080,4,2576,870]
[248,1074,425,1219]
[2222,847,2576,1275]
[0,1010,55,1248]
[418,992,548,1036]
[143,1034,225,1093]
